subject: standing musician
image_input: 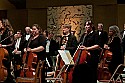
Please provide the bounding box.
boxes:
[0,19,14,51]
[11,30,26,78]
[56,24,78,69]
[104,25,123,77]
[23,24,46,82]
[0,19,15,83]
[120,24,125,56]
[97,23,108,67]
[97,23,108,48]
[60,24,78,56]
[72,20,101,83]
[43,30,59,72]
[23,26,32,41]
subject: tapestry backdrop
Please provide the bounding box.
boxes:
[47,5,92,41]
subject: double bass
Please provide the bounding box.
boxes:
[20,37,37,77]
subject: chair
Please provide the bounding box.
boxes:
[98,64,125,83]
[45,65,65,83]
[45,55,67,83]
[108,64,124,83]
[16,60,45,83]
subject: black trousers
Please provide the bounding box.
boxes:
[72,63,98,83]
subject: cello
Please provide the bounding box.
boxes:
[97,37,113,81]
[0,33,14,82]
[97,49,112,80]
[67,33,91,83]
[0,48,8,82]
[20,37,37,77]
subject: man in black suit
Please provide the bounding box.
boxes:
[56,24,78,70]
[120,24,125,56]
[60,24,78,56]
[43,30,59,71]
[11,30,26,78]
[97,23,108,48]
[23,26,31,41]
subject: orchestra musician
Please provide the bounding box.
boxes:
[23,24,46,82]
[0,19,15,83]
[72,20,101,83]
[0,18,14,51]
[97,23,108,48]
[43,30,59,72]
[23,26,32,41]
[104,25,123,77]
[120,24,125,56]
[56,24,78,70]
[60,24,78,56]
[11,30,26,78]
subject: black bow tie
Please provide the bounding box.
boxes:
[63,35,69,37]
[26,33,30,35]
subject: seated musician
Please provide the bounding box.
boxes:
[72,20,101,83]
[11,30,26,78]
[23,24,46,83]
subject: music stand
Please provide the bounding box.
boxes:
[55,50,74,80]
[45,50,74,83]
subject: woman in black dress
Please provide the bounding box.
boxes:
[24,24,46,82]
[24,24,46,61]
[104,25,123,75]
[72,20,101,83]
[0,18,15,83]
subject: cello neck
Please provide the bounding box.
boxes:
[75,33,87,64]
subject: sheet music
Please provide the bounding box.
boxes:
[58,50,74,65]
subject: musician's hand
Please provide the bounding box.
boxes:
[104,44,110,49]
[24,48,27,52]
[13,49,18,54]
[79,45,88,50]
[0,44,2,47]
[60,46,65,50]
[24,48,31,52]
[27,48,31,52]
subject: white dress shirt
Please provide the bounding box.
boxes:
[15,38,21,50]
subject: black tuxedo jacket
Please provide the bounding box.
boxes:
[60,34,78,56]
[120,30,125,52]
[47,39,59,56]
[97,30,108,48]
[11,37,26,55]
